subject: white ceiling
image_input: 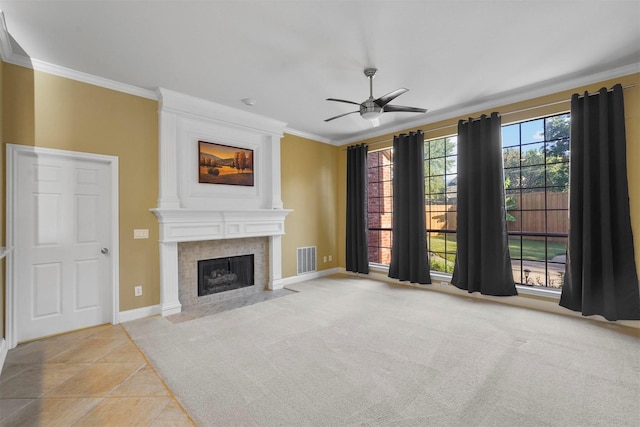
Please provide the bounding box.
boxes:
[0,1,638,144]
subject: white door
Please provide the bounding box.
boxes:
[12,147,114,343]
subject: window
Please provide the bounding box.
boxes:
[425,137,458,273]
[366,112,570,290]
[367,149,393,265]
[367,137,459,273]
[503,114,570,288]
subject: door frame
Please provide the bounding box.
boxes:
[5,144,119,349]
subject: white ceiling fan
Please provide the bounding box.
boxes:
[325,68,428,127]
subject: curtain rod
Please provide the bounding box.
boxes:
[577,83,635,98]
[355,83,636,148]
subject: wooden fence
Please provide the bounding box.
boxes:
[425,192,569,240]
[506,192,569,239]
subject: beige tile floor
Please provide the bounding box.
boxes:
[0,324,194,426]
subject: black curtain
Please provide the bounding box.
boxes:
[452,113,516,296]
[388,131,431,284]
[560,84,640,320]
[346,144,369,274]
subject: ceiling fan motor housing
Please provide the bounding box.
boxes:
[360,99,382,120]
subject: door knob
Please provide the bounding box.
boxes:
[101,248,109,255]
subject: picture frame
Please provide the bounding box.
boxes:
[198,140,254,187]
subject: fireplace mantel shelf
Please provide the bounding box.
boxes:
[150,208,292,243]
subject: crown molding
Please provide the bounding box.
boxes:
[337,62,640,146]
[29,58,158,100]
[284,127,334,145]
[0,11,13,62]
[157,87,287,137]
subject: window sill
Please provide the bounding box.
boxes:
[368,263,560,300]
[516,284,561,299]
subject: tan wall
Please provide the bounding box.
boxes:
[1,63,159,313]
[625,74,640,279]
[336,73,640,283]
[281,133,339,278]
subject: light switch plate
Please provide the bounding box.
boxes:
[133,229,149,239]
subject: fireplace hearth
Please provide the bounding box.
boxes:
[198,254,254,296]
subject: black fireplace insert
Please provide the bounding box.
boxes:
[197,254,254,296]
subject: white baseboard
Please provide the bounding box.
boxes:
[359,270,640,330]
[160,303,182,317]
[0,338,7,376]
[269,279,286,290]
[118,304,161,323]
[278,268,341,288]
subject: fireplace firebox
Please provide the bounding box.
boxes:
[198,254,254,296]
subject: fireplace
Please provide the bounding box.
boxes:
[151,88,292,316]
[177,237,269,309]
[198,254,254,296]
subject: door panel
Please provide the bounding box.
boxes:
[32,262,62,318]
[76,195,99,243]
[76,259,101,310]
[34,193,62,246]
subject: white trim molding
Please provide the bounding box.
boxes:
[29,58,157,100]
[118,305,162,323]
[151,208,292,243]
[0,247,10,259]
[276,268,341,289]
[0,339,7,376]
[284,127,334,145]
[348,269,639,330]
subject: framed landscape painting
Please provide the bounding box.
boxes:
[198,140,254,186]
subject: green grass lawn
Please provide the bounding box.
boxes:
[508,238,566,261]
[428,234,566,262]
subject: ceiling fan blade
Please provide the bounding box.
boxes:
[326,98,361,106]
[383,105,428,113]
[324,111,359,122]
[374,88,409,107]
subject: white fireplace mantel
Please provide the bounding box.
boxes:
[152,88,293,317]
[151,208,292,243]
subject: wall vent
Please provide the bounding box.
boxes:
[297,246,317,275]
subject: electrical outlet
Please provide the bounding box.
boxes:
[134,285,142,296]
[440,281,449,287]
[328,255,332,261]
[323,256,327,262]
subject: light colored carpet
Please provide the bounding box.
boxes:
[123,275,640,426]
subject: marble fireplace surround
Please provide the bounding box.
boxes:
[179,237,267,309]
[151,88,292,316]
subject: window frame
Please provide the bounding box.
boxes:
[365,112,570,299]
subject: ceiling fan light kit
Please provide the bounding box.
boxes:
[360,102,382,120]
[325,68,428,124]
